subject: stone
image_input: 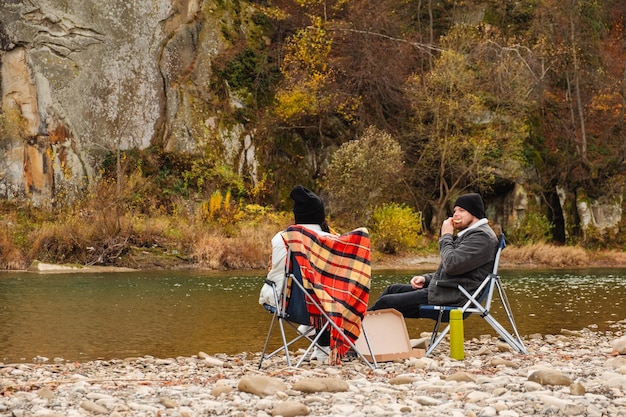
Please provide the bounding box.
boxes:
[389,375,416,385]
[528,369,573,386]
[238,375,287,396]
[204,356,225,367]
[536,394,586,415]
[160,397,179,408]
[569,382,585,395]
[292,377,349,393]
[495,341,513,352]
[445,371,476,382]
[466,391,492,403]
[37,387,55,400]
[212,383,234,396]
[272,401,309,417]
[411,338,429,349]
[605,356,626,369]
[479,405,498,416]
[489,358,519,368]
[475,346,492,356]
[415,396,441,406]
[408,357,435,369]
[606,375,626,390]
[80,400,109,414]
[612,335,626,354]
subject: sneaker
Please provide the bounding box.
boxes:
[311,346,329,362]
[297,325,316,336]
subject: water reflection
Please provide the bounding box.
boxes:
[0,268,624,363]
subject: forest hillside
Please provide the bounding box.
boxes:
[0,0,625,270]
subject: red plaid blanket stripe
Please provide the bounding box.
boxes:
[281,225,371,364]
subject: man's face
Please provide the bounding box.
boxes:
[452,206,475,230]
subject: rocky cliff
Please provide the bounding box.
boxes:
[0,0,259,206]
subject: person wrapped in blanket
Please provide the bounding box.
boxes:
[259,185,334,363]
[369,193,499,317]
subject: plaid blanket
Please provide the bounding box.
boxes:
[281,225,371,364]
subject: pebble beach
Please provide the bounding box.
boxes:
[2,321,626,417]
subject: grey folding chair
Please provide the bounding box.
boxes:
[258,253,320,368]
[259,248,377,369]
[419,234,527,355]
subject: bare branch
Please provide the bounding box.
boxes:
[323,26,445,55]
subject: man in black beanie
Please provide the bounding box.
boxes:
[259,185,333,362]
[369,193,498,317]
[452,193,485,220]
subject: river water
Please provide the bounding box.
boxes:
[1,268,625,363]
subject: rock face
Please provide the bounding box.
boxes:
[0,0,259,206]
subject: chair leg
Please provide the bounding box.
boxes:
[481,314,526,354]
[491,279,528,354]
[279,317,294,366]
[425,310,447,356]
[426,323,452,356]
[258,313,278,369]
[260,316,295,367]
[356,322,378,368]
[294,318,378,369]
[259,315,317,368]
[295,321,329,368]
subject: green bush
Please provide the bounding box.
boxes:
[369,203,422,254]
[324,126,405,224]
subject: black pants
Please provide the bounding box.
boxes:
[318,329,331,346]
[368,284,429,318]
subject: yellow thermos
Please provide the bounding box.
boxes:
[449,309,465,360]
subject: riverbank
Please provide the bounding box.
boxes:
[2,322,626,416]
[15,245,626,275]
[373,245,626,271]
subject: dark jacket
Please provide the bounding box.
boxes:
[426,222,498,306]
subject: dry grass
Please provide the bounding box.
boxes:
[0,188,296,270]
[191,219,287,270]
[28,212,133,266]
[2,189,623,271]
[502,244,590,268]
[0,232,27,270]
[589,249,626,266]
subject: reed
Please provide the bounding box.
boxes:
[502,244,590,268]
[0,232,26,270]
[1,192,624,271]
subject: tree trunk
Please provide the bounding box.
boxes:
[570,5,588,164]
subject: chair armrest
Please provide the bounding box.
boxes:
[435,280,461,289]
[263,303,276,313]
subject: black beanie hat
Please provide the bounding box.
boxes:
[290,185,326,224]
[454,193,485,219]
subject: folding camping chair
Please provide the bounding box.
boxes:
[419,234,527,356]
[258,226,377,369]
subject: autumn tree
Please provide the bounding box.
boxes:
[274,17,358,125]
[324,0,431,134]
[405,25,534,229]
[529,0,616,184]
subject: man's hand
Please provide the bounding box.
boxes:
[410,275,426,289]
[441,217,454,236]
